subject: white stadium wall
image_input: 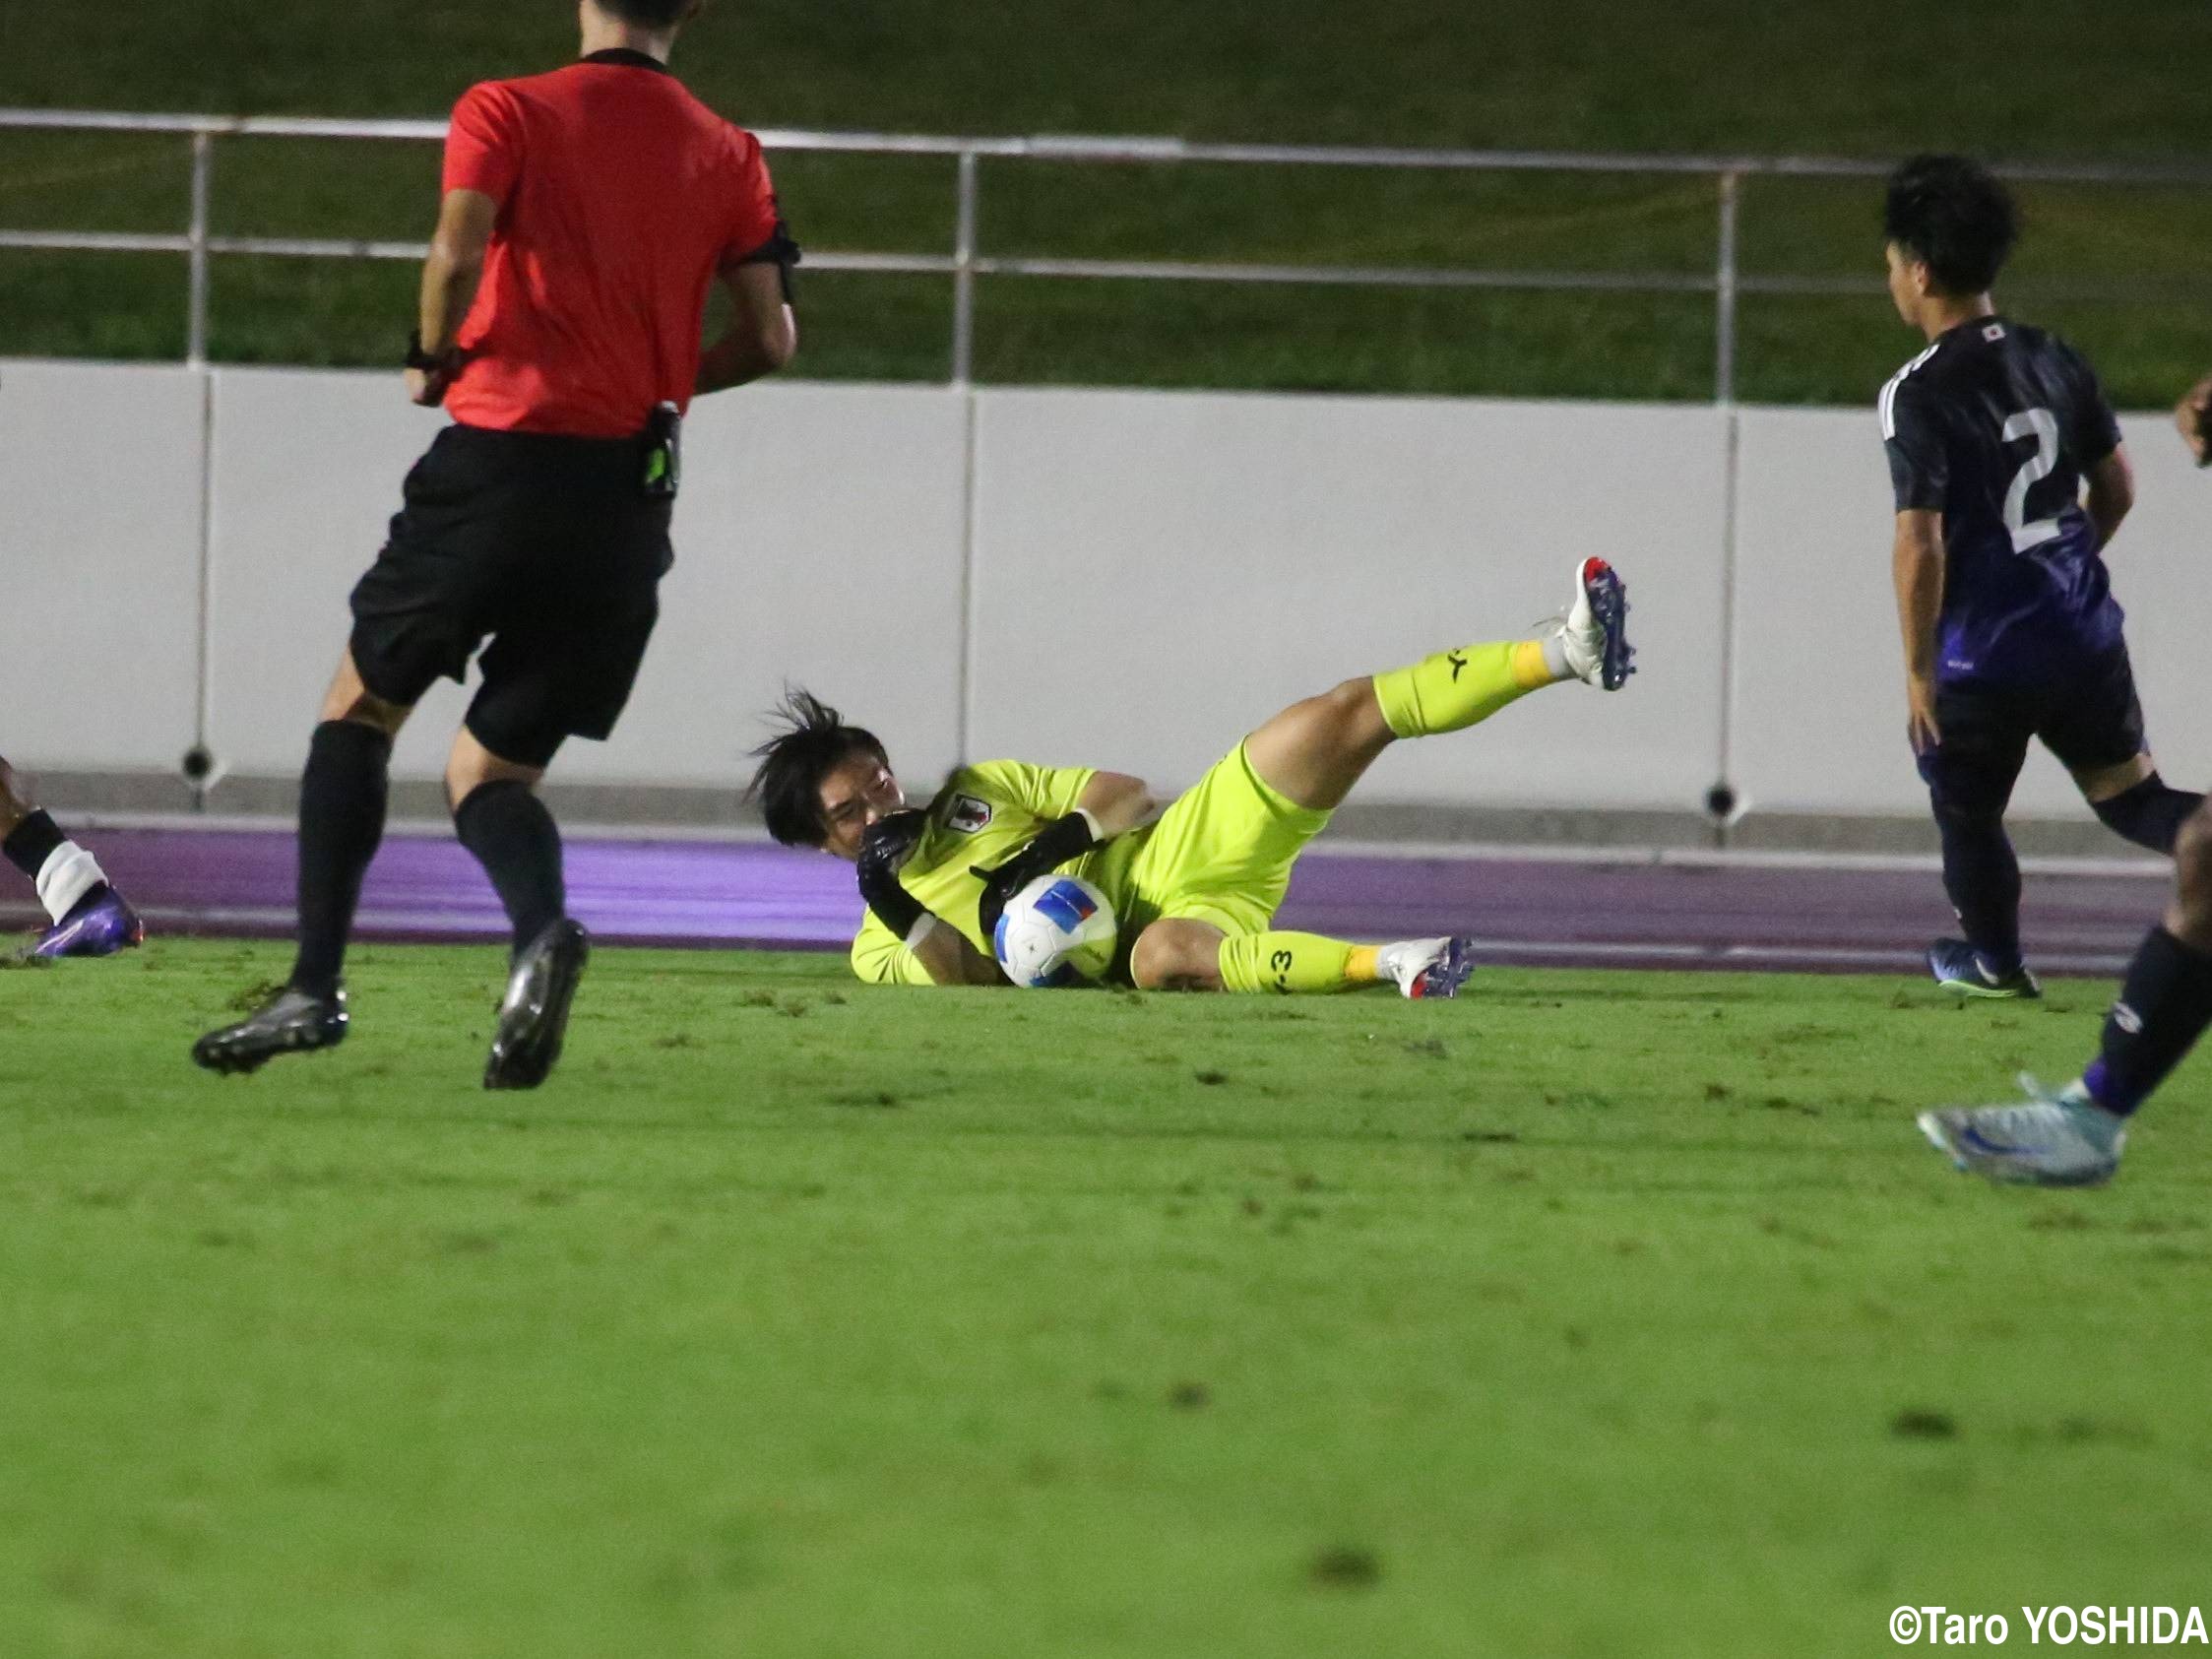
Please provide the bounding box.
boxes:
[201,369,460,781]
[198,369,971,793]
[2091,417,2212,794]
[0,361,205,772]
[1729,406,2211,819]
[966,390,1730,809]
[2,358,2204,832]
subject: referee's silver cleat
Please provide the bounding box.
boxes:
[1917,1075,2125,1187]
[192,986,348,1074]
[484,919,590,1091]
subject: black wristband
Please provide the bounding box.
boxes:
[971,811,1102,933]
[855,810,931,942]
[1016,812,1100,874]
[405,330,451,371]
[736,219,803,302]
[857,862,926,942]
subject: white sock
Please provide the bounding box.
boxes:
[1542,631,1574,680]
[35,843,104,924]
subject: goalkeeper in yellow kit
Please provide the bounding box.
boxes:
[749,560,1635,994]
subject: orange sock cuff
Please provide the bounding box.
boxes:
[1509,638,1554,690]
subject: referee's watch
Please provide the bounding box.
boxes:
[405,330,453,371]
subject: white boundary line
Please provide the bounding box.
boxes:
[1301,839,2173,878]
[2,904,2134,973]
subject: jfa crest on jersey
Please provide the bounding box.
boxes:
[945,795,993,834]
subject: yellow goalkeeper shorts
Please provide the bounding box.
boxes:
[1107,740,1334,948]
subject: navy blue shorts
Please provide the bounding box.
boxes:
[1916,644,2148,816]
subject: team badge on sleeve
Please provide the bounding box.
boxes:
[946,795,993,834]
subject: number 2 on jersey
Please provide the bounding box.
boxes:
[2001,408,2061,552]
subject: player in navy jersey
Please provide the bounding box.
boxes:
[1918,377,2212,1185]
[1880,154,2200,1000]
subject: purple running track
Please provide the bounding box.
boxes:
[1,825,2169,976]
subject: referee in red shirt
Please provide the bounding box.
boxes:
[196,0,796,1087]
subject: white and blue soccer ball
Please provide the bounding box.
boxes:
[992,874,1118,988]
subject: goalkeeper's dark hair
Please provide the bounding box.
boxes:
[1883,154,2018,296]
[747,688,890,847]
[594,0,698,30]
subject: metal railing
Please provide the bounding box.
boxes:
[6,107,2211,390]
[9,109,2209,797]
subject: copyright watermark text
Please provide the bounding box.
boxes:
[1892,1607,2210,1646]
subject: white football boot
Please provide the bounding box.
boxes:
[1917,1076,2126,1187]
[1553,557,1635,690]
[1376,936,1478,999]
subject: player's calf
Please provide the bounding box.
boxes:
[1369,559,1634,743]
[1927,798,2029,989]
[1209,929,1477,997]
[1129,919,1227,991]
[2166,803,2212,948]
[2090,769,2204,856]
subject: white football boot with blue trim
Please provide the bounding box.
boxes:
[1917,1075,2126,1187]
[1559,557,1635,691]
[1378,936,1477,999]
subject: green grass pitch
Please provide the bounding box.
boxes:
[2,937,2207,1656]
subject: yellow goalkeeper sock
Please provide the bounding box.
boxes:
[1218,932,1383,994]
[1372,639,1555,739]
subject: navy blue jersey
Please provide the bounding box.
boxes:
[1880,316,2124,684]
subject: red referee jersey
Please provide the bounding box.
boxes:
[439,51,781,438]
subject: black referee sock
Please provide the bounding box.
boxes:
[2092,774,2205,857]
[289,721,392,999]
[2,808,66,880]
[454,780,565,957]
[1936,808,2024,974]
[2082,926,2212,1117]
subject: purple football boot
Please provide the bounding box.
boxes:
[28,883,145,959]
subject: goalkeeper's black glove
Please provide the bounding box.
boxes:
[856,808,934,943]
[971,811,1101,933]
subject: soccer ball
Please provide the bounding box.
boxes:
[992,874,1118,989]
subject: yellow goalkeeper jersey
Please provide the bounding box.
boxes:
[849,759,1149,986]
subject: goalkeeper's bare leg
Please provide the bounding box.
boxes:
[1129,559,1632,995]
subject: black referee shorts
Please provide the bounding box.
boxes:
[348,423,673,770]
[1915,644,2149,818]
